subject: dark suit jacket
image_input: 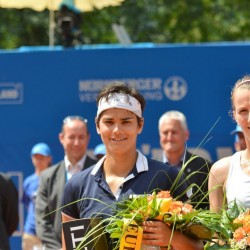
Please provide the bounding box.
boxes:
[36,155,96,250]
[0,172,19,250]
[182,151,212,209]
[154,150,212,210]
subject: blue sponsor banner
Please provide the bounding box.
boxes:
[0,42,249,249]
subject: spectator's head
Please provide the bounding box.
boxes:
[158,110,189,157]
[30,142,52,173]
[59,116,90,165]
[94,143,106,160]
[231,124,246,151]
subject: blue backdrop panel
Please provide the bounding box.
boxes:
[0,42,249,249]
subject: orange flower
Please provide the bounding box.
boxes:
[169,201,183,214]
[182,203,193,214]
[156,191,171,199]
[228,209,250,248]
[246,236,250,246]
[233,227,246,241]
[243,224,250,234]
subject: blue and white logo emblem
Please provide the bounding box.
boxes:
[163,76,187,101]
[0,83,23,104]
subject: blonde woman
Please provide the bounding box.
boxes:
[209,75,250,212]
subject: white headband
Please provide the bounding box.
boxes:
[96,93,142,118]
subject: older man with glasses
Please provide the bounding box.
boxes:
[36,116,97,250]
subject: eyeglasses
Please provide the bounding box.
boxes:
[63,116,88,124]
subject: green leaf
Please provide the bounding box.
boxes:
[205,243,231,250]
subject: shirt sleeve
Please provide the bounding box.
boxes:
[62,179,79,219]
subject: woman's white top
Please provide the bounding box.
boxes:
[226,151,250,208]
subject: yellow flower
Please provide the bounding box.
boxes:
[151,197,173,220]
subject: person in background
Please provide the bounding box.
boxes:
[158,110,212,209]
[22,142,52,250]
[231,124,246,152]
[94,143,106,160]
[209,75,250,212]
[0,172,19,250]
[36,116,97,250]
[61,82,203,250]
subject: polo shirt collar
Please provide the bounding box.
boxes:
[91,150,148,176]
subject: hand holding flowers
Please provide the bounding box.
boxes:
[106,190,212,250]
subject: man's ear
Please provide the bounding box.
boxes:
[185,130,190,141]
[139,117,144,129]
[95,118,100,134]
[59,132,64,144]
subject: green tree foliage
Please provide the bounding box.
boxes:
[0,9,49,48]
[1,0,250,49]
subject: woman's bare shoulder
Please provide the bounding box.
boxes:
[210,155,232,175]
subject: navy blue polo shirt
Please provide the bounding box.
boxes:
[62,151,187,220]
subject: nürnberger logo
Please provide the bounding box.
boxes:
[163,76,187,101]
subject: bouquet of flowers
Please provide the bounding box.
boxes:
[205,200,250,250]
[72,190,228,250]
[105,190,217,250]
[229,209,250,249]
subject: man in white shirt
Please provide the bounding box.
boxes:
[36,116,97,250]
